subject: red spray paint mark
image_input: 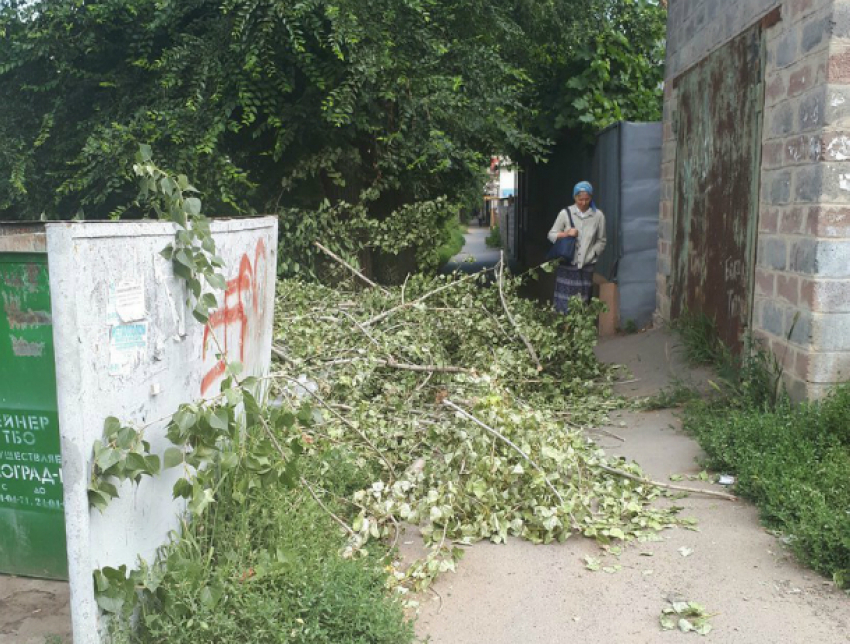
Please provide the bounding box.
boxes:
[200,239,268,395]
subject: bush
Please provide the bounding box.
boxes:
[672,310,850,588]
[436,217,467,265]
[136,449,414,644]
[683,386,850,588]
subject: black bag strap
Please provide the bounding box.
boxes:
[566,207,575,229]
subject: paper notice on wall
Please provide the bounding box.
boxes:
[111,278,146,323]
[108,322,148,375]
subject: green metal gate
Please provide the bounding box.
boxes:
[0,251,67,579]
[670,22,765,350]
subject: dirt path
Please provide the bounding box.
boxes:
[414,328,850,643]
[0,575,70,644]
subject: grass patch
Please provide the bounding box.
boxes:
[671,309,786,410]
[672,309,850,588]
[436,217,467,265]
[134,443,414,644]
[684,389,850,588]
[484,224,501,248]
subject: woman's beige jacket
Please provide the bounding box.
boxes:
[547,205,607,268]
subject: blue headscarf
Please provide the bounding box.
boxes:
[573,181,596,211]
[573,181,593,197]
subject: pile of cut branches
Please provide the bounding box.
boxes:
[271,261,686,592]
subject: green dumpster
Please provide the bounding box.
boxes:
[0,249,67,579]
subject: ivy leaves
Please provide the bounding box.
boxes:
[133,145,226,323]
[88,417,161,512]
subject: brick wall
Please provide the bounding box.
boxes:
[666,0,782,79]
[658,0,850,399]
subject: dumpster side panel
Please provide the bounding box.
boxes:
[0,252,67,579]
[46,218,277,643]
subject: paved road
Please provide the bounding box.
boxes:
[440,224,501,275]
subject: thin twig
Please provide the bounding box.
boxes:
[596,464,738,501]
[497,252,542,372]
[441,398,566,508]
[363,268,495,327]
[317,355,474,374]
[587,427,626,442]
[315,241,390,295]
[382,357,474,374]
[401,273,410,305]
[271,344,296,365]
[302,477,356,536]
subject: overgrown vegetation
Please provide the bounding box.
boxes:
[98,263,695,641]
[639,379,700,411]
[0,0,666,272]
[135,436,415,644]
[435,218,467,266]
[672,312,850,589]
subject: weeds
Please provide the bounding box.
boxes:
[622,319,639,334]
[485,224,502,248]
[669,309,723,366]
[639,380,700,410]
[684,389,850,588]
[671,309,850,588]
[135,441,415,644]
[671,309,787,410]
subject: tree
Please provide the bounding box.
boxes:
[0,0,665,275]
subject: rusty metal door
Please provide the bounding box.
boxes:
[670,23,765,350]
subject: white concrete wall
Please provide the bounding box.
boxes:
[46,218,277,643]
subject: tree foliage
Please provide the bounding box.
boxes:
[0,0,665,272]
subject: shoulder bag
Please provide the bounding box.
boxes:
[545,208,577,263]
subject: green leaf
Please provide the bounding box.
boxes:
[144,454,161,475]
[88,488,112,512]
[103,416,122,438]
[184,198,201,217]
[95,447,121,472]
[125,452,148,473]
[95,593,125,614]
[188,485,215,516]
[163,447,184,469]
[208,408,229,431]
[207,273,226,290]
[192,305,210,324]
[173,478,193,499]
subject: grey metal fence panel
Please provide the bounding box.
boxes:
[591,122,661,328]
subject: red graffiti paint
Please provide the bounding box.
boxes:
[200,239,268,395]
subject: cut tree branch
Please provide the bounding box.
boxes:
[597,464,738,501]
[497,252,542,372]
[441,398,566,508]
[314,241,390,295]
[363,267,495,327]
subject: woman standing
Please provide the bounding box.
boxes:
[547,181,607,314]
